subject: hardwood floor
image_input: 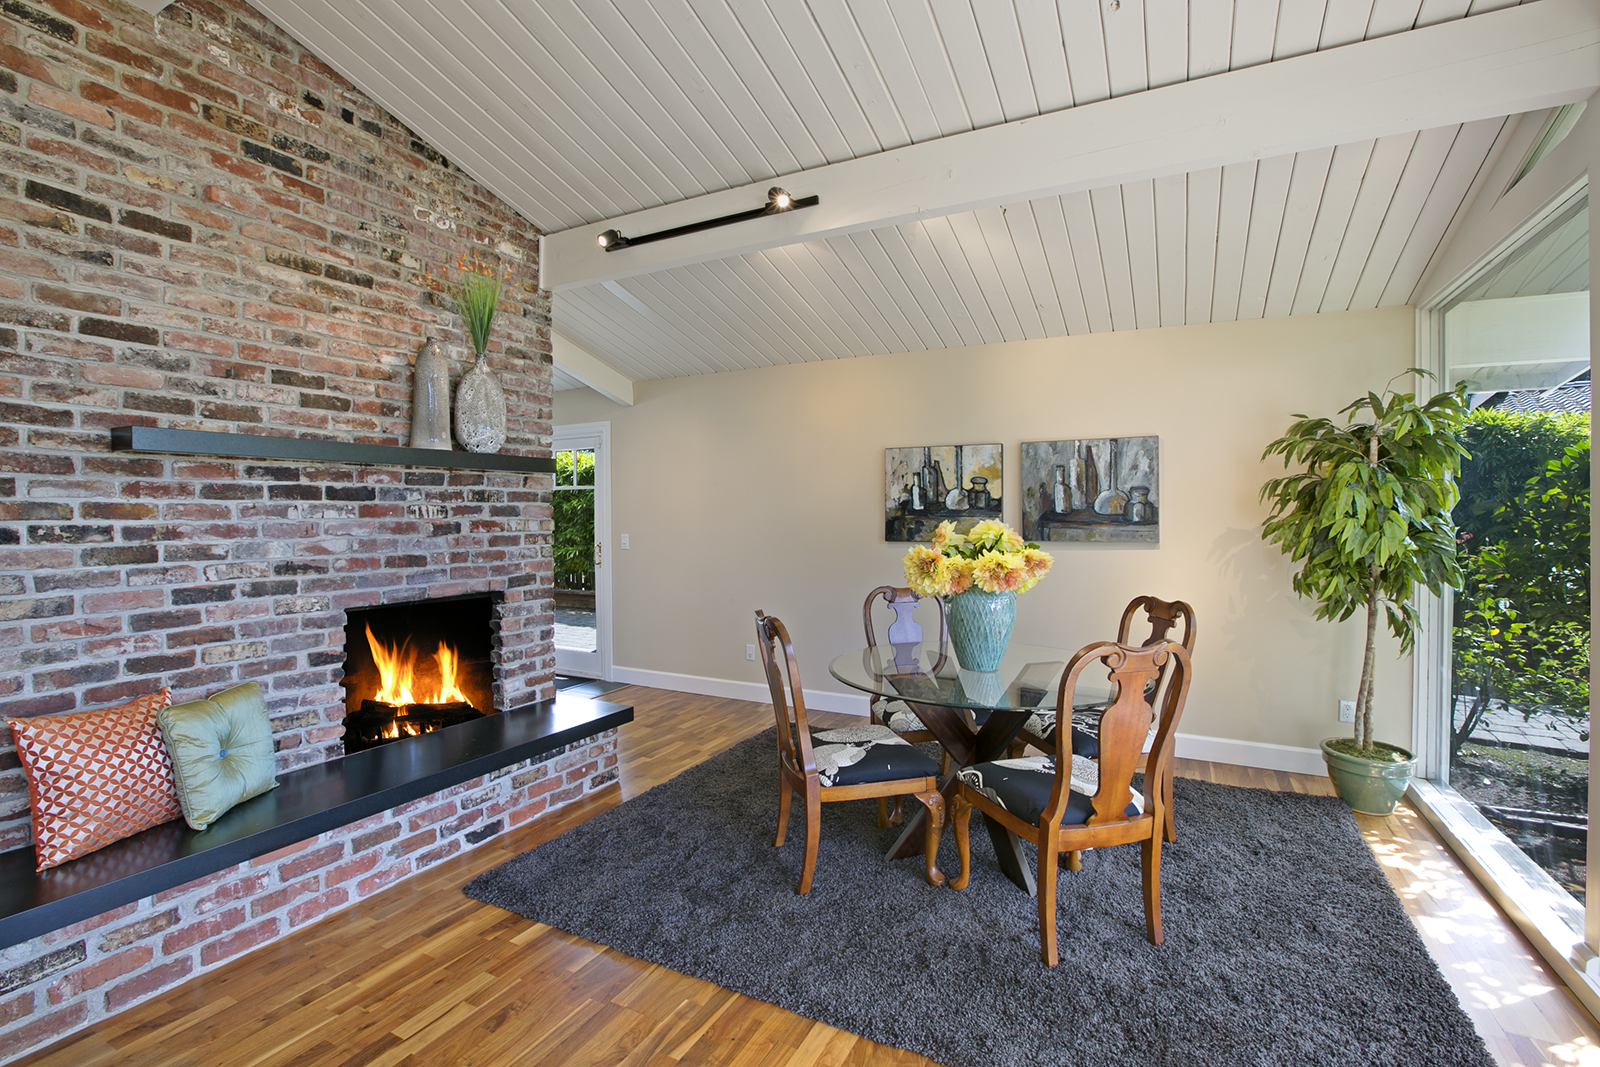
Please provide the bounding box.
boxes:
[17,686,1600,1067]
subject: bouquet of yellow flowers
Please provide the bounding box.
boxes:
[903,519,1052,598]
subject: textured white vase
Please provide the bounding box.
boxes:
[409,338,451,450]
[454,352,506,454]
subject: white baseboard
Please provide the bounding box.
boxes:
[1172,733,1326,776]
[611,666,1327,774]
[610,665,871,715]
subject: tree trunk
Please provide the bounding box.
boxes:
[1356,564,1381,750]
[1452,684,1492,759]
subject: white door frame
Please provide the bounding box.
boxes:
[552,422,612,680]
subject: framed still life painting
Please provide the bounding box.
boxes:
[884,443,1002,542]
[1021,437,1159,543]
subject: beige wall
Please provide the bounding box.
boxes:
[557,306,1418,759]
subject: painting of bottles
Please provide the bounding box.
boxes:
[884,443,1002,542]
[1020,437,1159,543]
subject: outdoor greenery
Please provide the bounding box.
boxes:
[1451,409,1591,755]
[553,450,596,587]
[1260,380,1471,753]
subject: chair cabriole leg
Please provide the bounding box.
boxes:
[950,793,973,891]
[913,789,946,887]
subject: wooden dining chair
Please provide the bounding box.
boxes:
[1014,596,1195,842]
[950,638,1192,965]
[754,611,946,895]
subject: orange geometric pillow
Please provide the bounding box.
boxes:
[8,689,183,871]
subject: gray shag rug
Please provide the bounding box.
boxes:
[465,731,1493,1067]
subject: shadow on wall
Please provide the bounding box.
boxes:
[1206,525,1368,733]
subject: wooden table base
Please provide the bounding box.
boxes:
[884,700,1038,896]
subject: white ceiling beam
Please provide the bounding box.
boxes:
[551,332,635,406]
[541,0,1600,292]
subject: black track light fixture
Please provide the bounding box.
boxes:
[595,188,819,252]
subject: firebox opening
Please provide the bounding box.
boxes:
[341,594,499,753]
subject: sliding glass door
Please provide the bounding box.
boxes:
[1429,193,1591,909]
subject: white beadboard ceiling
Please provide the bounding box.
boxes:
[254,0,1597,388]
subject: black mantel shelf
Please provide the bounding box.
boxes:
[110,425,557,475]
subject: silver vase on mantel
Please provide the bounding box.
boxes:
[409,337,451,450]
[454,350,507,454]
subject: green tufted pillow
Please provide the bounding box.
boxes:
[156,682,278,831]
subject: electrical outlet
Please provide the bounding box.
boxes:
[620,534,629,549]
[1338,700,1356,723]
[746,644,756,661]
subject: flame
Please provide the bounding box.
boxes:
[434,643,469,704]
[365,624,469,707]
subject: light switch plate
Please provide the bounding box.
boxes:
[620,534,630,549]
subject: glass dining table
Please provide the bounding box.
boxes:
[828,642,1111,896]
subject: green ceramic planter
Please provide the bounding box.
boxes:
[1319,739,1416,816]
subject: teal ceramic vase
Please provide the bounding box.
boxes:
[944,589,1016,672]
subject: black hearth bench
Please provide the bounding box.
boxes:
[0,690,632,950]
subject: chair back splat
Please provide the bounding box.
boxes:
[1049,640,1191,833]
[1117,596,1197,655]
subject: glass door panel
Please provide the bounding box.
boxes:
[553,446,600,676]
[1443,198,1590,905]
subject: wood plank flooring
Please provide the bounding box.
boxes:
[16,686,1600,1067]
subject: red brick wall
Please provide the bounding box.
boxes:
[0,0,557,854]
[0,730,620,1063]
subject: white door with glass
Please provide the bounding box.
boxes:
[552,424,610,679]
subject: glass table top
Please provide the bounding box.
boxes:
[828,643,1111,713]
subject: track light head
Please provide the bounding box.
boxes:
[597,229,628,251]
[766,187,793,212]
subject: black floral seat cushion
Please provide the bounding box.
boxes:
[957,754,1142,826]
[871,698,927,735]
[873,698,992,736]
[1020,708,1156,759]
[807,723,941,788]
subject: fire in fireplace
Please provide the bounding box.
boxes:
[341,595,499,752]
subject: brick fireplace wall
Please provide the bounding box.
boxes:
[0,0,557,856]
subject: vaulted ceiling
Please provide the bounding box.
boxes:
[254,0,1599,391]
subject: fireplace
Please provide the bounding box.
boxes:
[341,595,501,752]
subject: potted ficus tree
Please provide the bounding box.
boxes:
[1260,376,1470,815]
